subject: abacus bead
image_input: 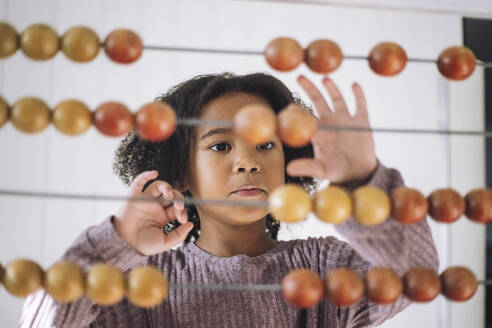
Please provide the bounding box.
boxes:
[0,262,4,285]
[391,187,428,224]
[365,268,403,304]
[269,184,312,223]
[0,22,19,58]
[45,261,85,302]
[4,259,44,297]
[135,102,176,142]
[234,104,277,145]
[313,186,352,224]
[21,24,59,60]
[61,26,100,62]
[325,268,364,307]
[464,188,492,223]
[352,186,390,225]
[403,267,441,302]
[104,29,143,64]
[282,269,324,308]
[437,46,476,81]
[428,188,465,223]
[94,102,133,137]
[11,97,51,133]
[369,42,407,76]
[305,39,343,74]
[53,100,92,135]
[127,266,168,308]
[277,104,318,147]
[86,264,126,305]
[0,96,8,127]
[440,266,478,302]
[264,37,303,72]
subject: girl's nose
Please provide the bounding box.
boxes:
[233,158,260,174]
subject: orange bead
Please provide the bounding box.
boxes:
[135,102,176,142]
[325,268,364,307]
[264,37,304,72]
[269,184,312,223]
[0,96,8,127]
[428,188,465,223]
[365,267,402,304]
[369,42,407,76]
[277,104,318,147]
[313,186,352,224]
[305,39,343,74]
[61,26,100,62]
[45,261,85,302]
[0,22,19,59]
[53,100,92,135]
[352,186,390,225]
[94,102,133,137]
[465,188,492,223]
[440,266,477,302]
[437,46,476,81]
[11,97,51,133]
[3,259,44,298]
[391,187,428,224]
[104,29,143,64]
[127,266,168,308]
[403,267,441,302]
[234,104,277,145]
[21,24,59,60]
[282,269,324,308]
[86,264,126,305]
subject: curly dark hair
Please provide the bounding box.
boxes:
[113,72,319,243]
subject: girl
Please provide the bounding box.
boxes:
[19,72,438,327]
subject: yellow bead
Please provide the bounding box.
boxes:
[53,100,92,135]
[0,262,4,285]
[0,22,19,59]
[4,259,44,298]
[45,261,85,302]
[234,104,277,145]
[314,186,352,224]
[11,97,51,133]
[127,266,168,308]
[269,184,312,223]
[21,24,59,60]
[0,96,8,128]
[352,186,390,225]
[61,26,100,62]
[86,264,126,306]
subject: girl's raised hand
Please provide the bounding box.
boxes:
[286,75,377,184]
[114,170,194,256]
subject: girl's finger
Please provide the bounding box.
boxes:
[297,75,332,119]
[352,82,368,118]
[322,77,349,115]
[130,170,158,195]
[162,222,194,249]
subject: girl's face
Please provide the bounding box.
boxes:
[187,92,285,226]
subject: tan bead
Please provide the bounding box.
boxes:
[127,266,168,308]
[368,42,407,76]
[234,104,277,145]
[61,26,100,62]
[0,96,9,128]
[53,100,92,135]
[0,22,19,59]
[11,97,51,133]
[440,266,478,302]
[264,37,304,72]
[86,264,126,305]
[94,102,133,137]
[0,262,4,285]
[352,186,390,225]
[269,184,312,223]
[282,269,324,308]
[313,186,352,224]
[365,267,403,304]
[104,29,143,64]
[305,39,343,74]
[428,188,465,223]
[325,268,364,307]
[4,259,44,298]
[45,261,85,302]
[277,104,318,147]
[21,24,59,60]
[135,102,176,142]
[403,267,441,302]
[437,46,476,81]
[465,188,492,223]
[391,187,428,224]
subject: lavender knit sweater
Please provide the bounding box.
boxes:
[18,161,439,327]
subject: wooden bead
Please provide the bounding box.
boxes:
[352,186,390,225]
[135,102,176,142]
[369,42,407,76]
[264,37,303,72]
[465,188,492,223]
[127,266,168,308]
[86,264,126,305]
[437,46,476,81]
[269,184,312,223]
[282,269,324,308]
[325,268,364,307]
[313,186,352,224]
[305,39,343,74]
[234,104,277,145]
[440,266,478,302]
[365,267,402,304]
[428,188,465,223]
[61,26,100,62]
[0,22,19,58]
[104,29,143,64]
[53,100,92,135]
[278,104,318,147]
[94,102,133,137]
[3,259,44,298]
[45,261,85,302]
[403,267,441,302]
[391,187,428,224]
[21,24,59,60]
[0,96,8,128]
[0,262,4,285]
[11,97,51,133]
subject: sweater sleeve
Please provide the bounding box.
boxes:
[18,216,149,328]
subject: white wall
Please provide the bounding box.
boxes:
[0,0,486,327]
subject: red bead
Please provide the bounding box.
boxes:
[391,187,428,224]
[104,29,143,64]
[440,266,478,302]
[437,46,476,81]
[305,40,343,74]
[135,102,176,142]
[369,42,407,76]
[94,102,133,137]
[325,268,364,307]
[264,37,303,72]
[282,269,324,308]
[465,188,492,223]
[428,188,465,223]
[403,267,441,302]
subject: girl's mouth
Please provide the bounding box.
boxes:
[232,188,264,197]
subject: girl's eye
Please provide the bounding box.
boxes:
[257,141,275,151]
[210,142,231,152]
